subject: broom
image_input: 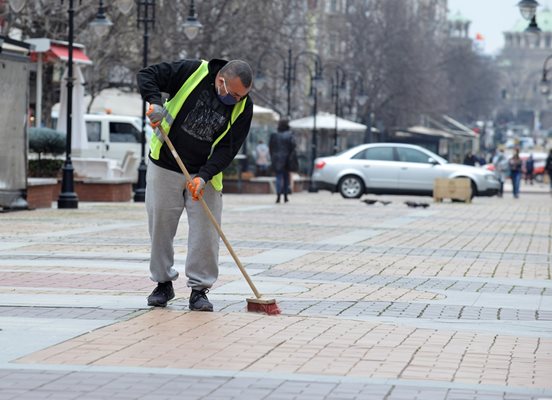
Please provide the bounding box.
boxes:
[152,111,280,315]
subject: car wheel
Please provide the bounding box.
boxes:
[338,175,365,199]
[469,180,477,198]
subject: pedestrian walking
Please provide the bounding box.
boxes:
[492,146,509,197]
[509,147,522,198]
[254,140,270,176]
[546,149,552,192]
[269,118,297,203]
[137,58,254,311]
[524,153,535,185]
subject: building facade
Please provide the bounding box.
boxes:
[497,7,552,142]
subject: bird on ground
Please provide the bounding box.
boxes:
[405,201,429,208]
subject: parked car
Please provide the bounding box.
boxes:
[312,143,500,199]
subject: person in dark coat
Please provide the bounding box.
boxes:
[463,151,477,166]
[269,118,296,203]
[509,147,523,199]
[524,154,535,185]
[546,149,552,192]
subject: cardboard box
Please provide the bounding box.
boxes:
[433,178,472,203]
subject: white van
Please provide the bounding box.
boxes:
[51,111,151,164]
[77,114,152,162]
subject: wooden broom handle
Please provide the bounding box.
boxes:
[156,125,262,299]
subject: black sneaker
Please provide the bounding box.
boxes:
[189,288,213,312]
[147,281,175,307]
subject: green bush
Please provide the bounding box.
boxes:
[28,127,65,177]
[28,159,63,178]
[29,127,65,158]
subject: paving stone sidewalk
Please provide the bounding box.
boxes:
[0,186,551,400]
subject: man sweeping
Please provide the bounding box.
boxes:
[137,58,253,311]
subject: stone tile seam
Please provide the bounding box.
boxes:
[0,363,550,397]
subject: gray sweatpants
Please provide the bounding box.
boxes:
[145,162,222,290]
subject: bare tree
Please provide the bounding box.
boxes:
[442,43,500,123]
[4,0,499,132]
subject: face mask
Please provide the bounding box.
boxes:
[217,78,238,106]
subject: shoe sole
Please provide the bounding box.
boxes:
[148,300,168,307]
[147,294,175,308]
[189,305,213,312]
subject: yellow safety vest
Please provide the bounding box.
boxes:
[149,60,247,191]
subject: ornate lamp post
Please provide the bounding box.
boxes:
[307,61,323,193]
[517,0,541,33]
[539,54,552,96]
[256,48,323,119]
[257,49,324,191]
[329,66,347,154]
[57,0,87,208]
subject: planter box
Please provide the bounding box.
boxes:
[433,178,472,203]
[222,176,308,194]
[27,178,57,209]
[27,177,134,207]
[74,178,133,202]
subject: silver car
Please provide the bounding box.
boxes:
[312,143,500,199]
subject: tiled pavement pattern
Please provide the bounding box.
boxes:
[0,187,551,400]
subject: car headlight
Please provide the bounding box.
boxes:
[485,174,497,182]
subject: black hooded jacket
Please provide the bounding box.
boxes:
[136,59,253,183]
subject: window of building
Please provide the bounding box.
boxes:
[326,0,342,13]
[329,32,338,56]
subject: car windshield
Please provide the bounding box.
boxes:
[431,152,448,164]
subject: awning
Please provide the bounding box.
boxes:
[289,112,368,132]
[48,43,92,64]
[396,125,454,139]
[0,35,32,56]
[29,39,92,65]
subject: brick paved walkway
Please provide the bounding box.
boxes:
[0,185,551,400]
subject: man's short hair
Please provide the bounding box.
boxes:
[278,118,290,132]
[220,60,253,88]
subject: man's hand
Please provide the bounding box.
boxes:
[187,177,206,201]
[146,104,164,128]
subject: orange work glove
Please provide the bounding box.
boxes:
[146,104,163,128]
[187,177,206,201]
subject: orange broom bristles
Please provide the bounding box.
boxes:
[246,298,281,315]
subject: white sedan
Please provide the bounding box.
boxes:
[311,143,500,199]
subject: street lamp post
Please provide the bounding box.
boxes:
[539,54,552,96]
[329,67,346,154]
[308,61,323,193]
[256,48,322,191]
[133,0,156,202]
[57,0,114,208]
[517,0,541,33]
[57,0,79,208]
[256,48,322,119]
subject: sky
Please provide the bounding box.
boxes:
[447,0,549,55]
